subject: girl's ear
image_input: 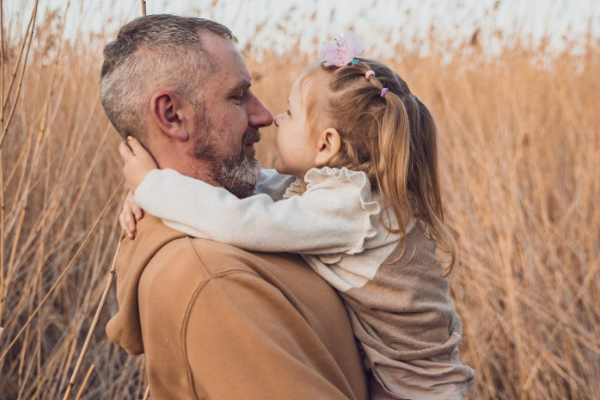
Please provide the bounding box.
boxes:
[314,128,342,167]
[150,90,190,141]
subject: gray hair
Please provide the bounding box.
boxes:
[99,15,236,140]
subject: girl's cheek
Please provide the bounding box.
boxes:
[276,125,286,139]
[274,130,284,149]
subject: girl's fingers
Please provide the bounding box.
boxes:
[118,141,135,162]
[132,203,144,222]
[119,212,134,239]
[127,136,158,168]
[125,191,144,221]
[119,211,128,232]
[123,202,137,234]
[127,136,150,159]
[125,191,135,205]
[121,192,139,239]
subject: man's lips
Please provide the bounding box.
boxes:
[242,130,261,158]
[244,141,257,158]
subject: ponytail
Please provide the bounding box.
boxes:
[300,60,458,273]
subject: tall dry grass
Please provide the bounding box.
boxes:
[0,3,598,400]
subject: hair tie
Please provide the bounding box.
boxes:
[380,88,389,98]
[413,95,418,100]
[365,70,375,79]
[319,32,365,67]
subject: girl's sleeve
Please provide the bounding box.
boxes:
[254,169,298,201]
[134,168,380,255]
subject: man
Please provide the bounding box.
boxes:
[100,15,368,400]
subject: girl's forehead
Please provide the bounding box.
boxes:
[293,68,331,106]
[288,79,302,108]
[289,75,309,106]
[299,67,330,88]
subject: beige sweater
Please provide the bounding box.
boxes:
[134,167,476,400]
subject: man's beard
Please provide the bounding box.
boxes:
[191,117,262,199]
[211,129,262,199]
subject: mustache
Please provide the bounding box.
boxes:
[242,129,261,146]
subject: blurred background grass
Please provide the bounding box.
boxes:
[0,0,598,399]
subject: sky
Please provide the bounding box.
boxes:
[4,0,600,58]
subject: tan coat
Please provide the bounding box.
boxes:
[106,216,368,400]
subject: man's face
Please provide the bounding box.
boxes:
[189,32,273,198]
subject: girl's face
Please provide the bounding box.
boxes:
[273,77,318,177]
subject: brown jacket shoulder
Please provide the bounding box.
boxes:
[107,216,367,400]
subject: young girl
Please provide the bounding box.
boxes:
[119,35,475,400]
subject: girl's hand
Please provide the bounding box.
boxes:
[118,136,158,193]
[119,191,144,239]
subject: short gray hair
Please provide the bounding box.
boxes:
[99,15,236,140]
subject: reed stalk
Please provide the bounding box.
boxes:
[74,364,95,400]
[0,0,39,149]
[0,0,38,337]
[62,237,122,400]
[0,0,6,342]
[0,179,124,364]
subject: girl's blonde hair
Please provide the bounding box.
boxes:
[301,59,457,272]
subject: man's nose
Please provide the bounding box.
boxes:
[247,92,274,128]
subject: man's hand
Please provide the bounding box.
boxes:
[118,136,158,193]
[119,191,144,239]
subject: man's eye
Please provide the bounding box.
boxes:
[232,95,243,102]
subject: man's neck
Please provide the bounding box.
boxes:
[158,159,223,188]
[146,129,225,189]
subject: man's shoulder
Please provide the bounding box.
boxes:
[138,225,306,301]
[148,234,279,281]
[134,229,279,335]
[130,216,328,314]
[131,224,368,400]
[131,215,269,275]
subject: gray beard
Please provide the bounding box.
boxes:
[191,115,262,199]
[213,152,262,199]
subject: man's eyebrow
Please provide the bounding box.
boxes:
[229,79,251,95]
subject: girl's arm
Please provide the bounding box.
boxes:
[117,137,296,237]
[119,169,296,239]
[254,169,298,201]
[134,168,379,255]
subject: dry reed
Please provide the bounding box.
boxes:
[0,2,598,399]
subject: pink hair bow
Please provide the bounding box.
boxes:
[318,31,365,67]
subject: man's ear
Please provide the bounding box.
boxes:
[150,90,190,141]
[314,128,342,167]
